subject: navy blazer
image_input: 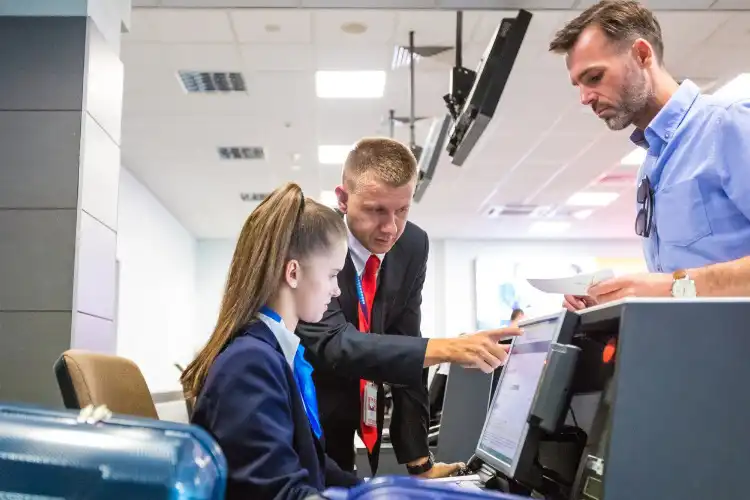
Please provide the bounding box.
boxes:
[191,320,361,500]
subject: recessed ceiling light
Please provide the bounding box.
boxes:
[713,73,750,100]
[319,190,338,207]
[621,148,646,166]
[315,70,386,99]
[572,209,594,220]
[341,21,368,34]
[528,221,571,235]
[566,191,619,207]
[318,145,352,165]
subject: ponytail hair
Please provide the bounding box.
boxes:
[181,182,346,399]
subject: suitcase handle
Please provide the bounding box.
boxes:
[77,404,113,424]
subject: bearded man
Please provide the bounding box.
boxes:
[547,0,750,307]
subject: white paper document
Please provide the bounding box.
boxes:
[526,269,615,296]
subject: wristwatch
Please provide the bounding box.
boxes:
[406,452,434,475]
[671,269,697,298]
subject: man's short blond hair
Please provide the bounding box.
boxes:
[343,137,418,192]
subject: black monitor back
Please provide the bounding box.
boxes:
[434,364,495,465]
[573,299,750,500]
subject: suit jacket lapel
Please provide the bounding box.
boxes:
[371,250,400,334]
[340,251,359,325]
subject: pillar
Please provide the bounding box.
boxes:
[0,0,130,407]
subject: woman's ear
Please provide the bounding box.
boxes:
[285,259,300,289]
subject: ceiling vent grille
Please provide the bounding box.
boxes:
[178,71,247,93]
[485,204,565,219]
[484,204,538,218]
[218,147,265,160]
[240,192,270,202]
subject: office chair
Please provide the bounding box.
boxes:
[54,350,159,419]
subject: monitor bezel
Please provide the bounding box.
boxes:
[474,310,567,478]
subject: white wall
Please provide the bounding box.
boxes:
[195,239,236,343]
[116,168,197,392]
[193,237,642,346]
[437,239,643,339]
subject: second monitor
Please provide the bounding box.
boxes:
[446,311,579,494]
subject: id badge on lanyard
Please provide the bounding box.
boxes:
[362,381,378,427]
[356,273,378,428]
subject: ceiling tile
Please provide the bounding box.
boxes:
[394,11,477,47]
[160,0,298,5]
[128,9,234,43]
[703,11,750,46]
[303,0,433,7]
[240,44,316,71]
[314,46,392,70]
[230,10,313,44]
[674,44,750,80]
[123,43,243,70]
[575,0,714,8]
[439,0,576,8]
[711,0,750,7]
[313,10,397,45]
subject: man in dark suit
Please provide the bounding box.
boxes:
[297,138,520,478]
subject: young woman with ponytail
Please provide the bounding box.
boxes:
[181,182,361,499]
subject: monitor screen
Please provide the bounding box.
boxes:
[475,313,562,477]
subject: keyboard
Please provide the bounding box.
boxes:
[454,480,484,491]
[455,465,473,477]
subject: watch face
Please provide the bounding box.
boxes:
[673,280,697,297]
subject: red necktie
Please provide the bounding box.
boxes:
[358,254,380,452]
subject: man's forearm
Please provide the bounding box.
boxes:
[690,256,750,296]
[423,338,455,367]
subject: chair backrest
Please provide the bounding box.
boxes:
[54,350,159,419]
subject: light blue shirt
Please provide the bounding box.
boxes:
[633,79,750,273]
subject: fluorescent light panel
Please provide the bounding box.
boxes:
[528,221,571,235]
[315,70,386,99]
[319,190,338,207]
[566,191,619,207]
[621,148,646,166]
[713,73,750,100]
[572,209,594,220]
[318,145,351,165]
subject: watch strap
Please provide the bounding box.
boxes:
[406,453,434,475]
[673,269,688,281]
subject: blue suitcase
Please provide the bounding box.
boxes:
[322,477,530,499]
[0,403,227,499]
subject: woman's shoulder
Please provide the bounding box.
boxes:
[207,323,289,388]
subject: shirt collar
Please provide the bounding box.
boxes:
[345,215,386,276]
[630,79,701,151]
[257,306,299,368]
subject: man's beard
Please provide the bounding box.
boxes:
[603,65,653,131]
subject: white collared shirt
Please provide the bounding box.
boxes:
[345,215,386,277]
[257,313,299,369]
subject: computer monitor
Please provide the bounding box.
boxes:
[474,311,570,479]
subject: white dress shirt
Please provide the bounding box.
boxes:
[345,215,386,277]
[257,312,299,369]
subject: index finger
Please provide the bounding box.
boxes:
[484,327,522,342]
[588,277,621,297]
